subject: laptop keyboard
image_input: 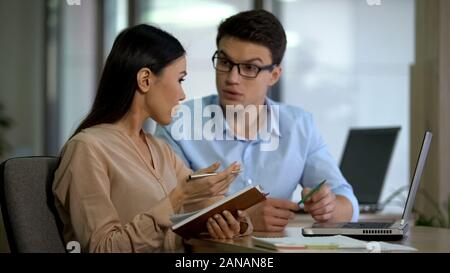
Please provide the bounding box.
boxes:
[342,222,393,229]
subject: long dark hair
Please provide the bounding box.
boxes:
[71,24,185,138]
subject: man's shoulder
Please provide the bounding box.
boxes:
[273,100,313,122]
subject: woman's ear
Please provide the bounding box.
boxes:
[136,67,153,93]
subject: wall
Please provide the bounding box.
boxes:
[0,0,46,253]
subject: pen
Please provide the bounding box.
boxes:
[188,169,243,181]
[298,180,327,205]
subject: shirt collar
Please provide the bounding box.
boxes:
[211,96,282,140]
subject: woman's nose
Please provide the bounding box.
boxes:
[179,88,186,101]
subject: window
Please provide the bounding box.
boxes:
[135,0,252,100]
[280,0,415,207]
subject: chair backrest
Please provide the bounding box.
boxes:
[0,156,66,253]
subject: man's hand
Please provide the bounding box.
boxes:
[302,184,336,222]
[246,198,299,232]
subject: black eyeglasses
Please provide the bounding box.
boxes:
[211,51,276,79]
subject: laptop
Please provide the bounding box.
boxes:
[302,131,432,240]
[339,127,400,213]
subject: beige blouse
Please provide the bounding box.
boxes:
[53,124,208,253]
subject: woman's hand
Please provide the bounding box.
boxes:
[180,162,240,200]
[206,210,253,239]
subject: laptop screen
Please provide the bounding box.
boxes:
[401,131,432,221]
[339,127,400,205]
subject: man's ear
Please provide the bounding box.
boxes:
[136,67,153,93]
[268,66,282,87]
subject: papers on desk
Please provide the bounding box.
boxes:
[252,235,417,252]
[372,242,417,252]
[252,235,365,250]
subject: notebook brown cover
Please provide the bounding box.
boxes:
[171,186,266,238]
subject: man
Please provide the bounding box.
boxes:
[156,9,359,231]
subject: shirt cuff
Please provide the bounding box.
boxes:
[333,188,360,222]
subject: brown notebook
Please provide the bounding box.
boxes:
[171,186,266,238]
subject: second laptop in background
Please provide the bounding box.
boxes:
[339,127,400,213]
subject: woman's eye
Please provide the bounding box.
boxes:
[179,78,185,83]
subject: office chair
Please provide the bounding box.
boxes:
[0,156,66,253]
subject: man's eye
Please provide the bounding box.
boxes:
[218,58,230,66]
[242,64,258,72]
[179,78,185,83]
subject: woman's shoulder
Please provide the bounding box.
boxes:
[65,124,124,151]
[70,125,111,143]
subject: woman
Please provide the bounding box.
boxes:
[53,24,251,253]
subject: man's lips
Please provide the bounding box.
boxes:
[222,89,243,97]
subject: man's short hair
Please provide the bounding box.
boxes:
[216,9,287,65]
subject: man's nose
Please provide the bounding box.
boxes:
[226,65,241,83]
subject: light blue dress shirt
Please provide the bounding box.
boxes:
[155,95,359,221]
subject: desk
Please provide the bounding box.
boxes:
[185,213,450,253]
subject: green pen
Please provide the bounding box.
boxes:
[298,180,327,205]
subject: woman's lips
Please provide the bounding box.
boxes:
[171,104,181,116]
